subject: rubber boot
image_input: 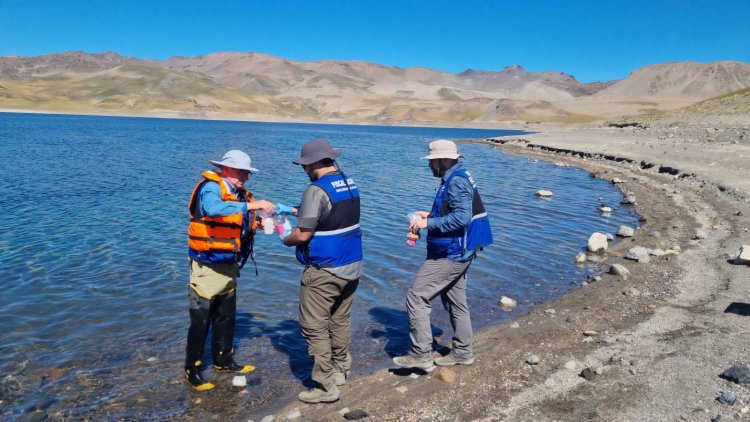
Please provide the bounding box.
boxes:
[186,288,211,370]
[185,361,215,391]
[211,291,254,373]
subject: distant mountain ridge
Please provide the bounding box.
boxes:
[595,61,750,100]
[0,51,149,79]
[1,51,749,124]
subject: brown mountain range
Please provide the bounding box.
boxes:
[1,51,748,124]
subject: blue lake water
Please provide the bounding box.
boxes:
[0,113,638,420]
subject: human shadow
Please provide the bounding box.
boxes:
[266,319,315,387]
[234,312,315,387]
[235,311,272,341]
[724,302,750,317]
[368,307,448,357]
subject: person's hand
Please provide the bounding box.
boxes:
[410,218,428,232]
[275,203,295,215]
[414,211,430,219]
[278,226,292,242]
[251,200,275,215]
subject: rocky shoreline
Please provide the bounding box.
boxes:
[262,122,750,422]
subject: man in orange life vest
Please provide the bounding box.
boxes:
[185,150,275,391]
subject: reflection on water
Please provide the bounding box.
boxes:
[0,113,638,420]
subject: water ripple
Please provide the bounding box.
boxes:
[0,113,637,420]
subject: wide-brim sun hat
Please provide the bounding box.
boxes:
[421,139,463,160]
[293,138,342,165]
[209,150,260,172]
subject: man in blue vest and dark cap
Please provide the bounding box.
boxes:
[281,139,363,403]
[393,139,493,369]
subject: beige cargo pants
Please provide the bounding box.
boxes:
[298,266,359,389]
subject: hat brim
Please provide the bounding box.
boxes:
[209,160,259,173]
[420,153,463,160]
[292,148,342,165]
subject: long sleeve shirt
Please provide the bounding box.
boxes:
[197,179,248,217]
[426,163,476,262]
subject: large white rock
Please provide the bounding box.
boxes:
[650,248,666,257]
[499,296,517,309]
[608,263,630,277]
[536,190,554,198]
[626,246,651,263]
[617,225,635,237]
[587,232,609,252]
[621,195,637,205]
[736,245,750,264]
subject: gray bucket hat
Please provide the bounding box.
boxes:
[293,139,342,165]
[209,150,259,172]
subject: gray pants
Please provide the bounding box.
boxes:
[406,258,473,357]
[299,266,359,389]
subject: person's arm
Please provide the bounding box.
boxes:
[282,227,314,246]
[201,183,275,216]
[280,185,328,246]
[200,182,248,216]
[248,199,275,214]
[426,176,473,233]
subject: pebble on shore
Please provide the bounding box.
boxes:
[608,263,630,277]
[616,225,635,237]
[626,246,651,263]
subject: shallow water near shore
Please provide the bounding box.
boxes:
[0,113,638,420]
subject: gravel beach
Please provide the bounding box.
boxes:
[267,120,750,421]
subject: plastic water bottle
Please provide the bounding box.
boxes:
[406,212,421,246]
[258,211,274,235]
[274,214,287,235]
[273,214,292,236]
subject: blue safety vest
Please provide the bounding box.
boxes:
[426,169,493,258]
[296,172,363,268]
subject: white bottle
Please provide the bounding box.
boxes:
[258,210,275,235]
[406,212,421,246]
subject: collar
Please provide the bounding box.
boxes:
[441,162,463,183]
[221,177,240,194]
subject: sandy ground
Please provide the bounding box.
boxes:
[259,120,750,421]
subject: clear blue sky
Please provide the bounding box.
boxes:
[1,0,748,82]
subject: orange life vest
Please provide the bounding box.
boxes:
[188,171,257,263]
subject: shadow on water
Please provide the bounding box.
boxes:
[234,313,315,388]
[368,307,448,357]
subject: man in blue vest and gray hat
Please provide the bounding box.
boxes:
[281,139,363,403]
[393,139,493,369]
